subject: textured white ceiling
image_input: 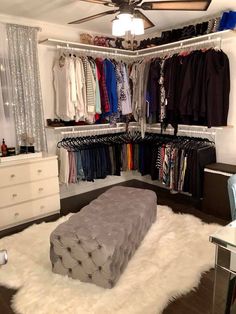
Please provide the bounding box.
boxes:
[0,0,236,35]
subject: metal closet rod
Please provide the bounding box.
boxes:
[49,122,126,131]
[60,126,126,136]
[59,124,218,137]
[56,45,134,59]
[146,123,223,131]
[57,38,221,60]
[146,126,216,136]
[140,37,222,58]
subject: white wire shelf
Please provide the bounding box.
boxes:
[45,123,126,132]
[39,30,236,58]
[46,122,233,139]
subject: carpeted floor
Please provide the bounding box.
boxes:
[0,205,220,314]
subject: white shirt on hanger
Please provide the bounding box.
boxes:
[53,56,76,121]
[75,57,87,120]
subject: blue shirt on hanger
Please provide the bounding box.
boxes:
[104,59,118,114]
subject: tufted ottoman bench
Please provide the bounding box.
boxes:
[50,186,157,288]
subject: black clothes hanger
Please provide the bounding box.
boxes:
[56,130,215,152]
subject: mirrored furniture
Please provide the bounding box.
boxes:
[210,221,236,314]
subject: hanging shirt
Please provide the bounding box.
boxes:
[75,57,87,120]
[159,58,166,122]
[115,62,123,113]
[203,49,230,127]
[130,61,139,121]
[53,56,75,121]
[121,63,132,115]
[89,58,101,115]
[147,59,161,123]
[104,59,118,114]
[139,60,151,137]
[82,57,96,122]
[95,63,101,114]
[69,57,77,105]
[95,58,110,113]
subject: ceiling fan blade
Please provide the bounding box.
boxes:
[79,0,112,5]
[134,10,154,29]
[68,9,118,24]
[141,0,211,11]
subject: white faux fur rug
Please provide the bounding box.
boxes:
[0,206,220,314]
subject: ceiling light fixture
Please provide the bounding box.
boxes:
[112,13,144,37]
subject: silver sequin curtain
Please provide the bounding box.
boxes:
[0,22,16,147]
[7,24,47,152]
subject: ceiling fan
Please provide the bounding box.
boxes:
[68,0,212,36]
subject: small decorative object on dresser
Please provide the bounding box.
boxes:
[20,133,35,154]
[0,155,60,231]
[1,139,8,157]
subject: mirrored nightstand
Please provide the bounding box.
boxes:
[210,221,236,314]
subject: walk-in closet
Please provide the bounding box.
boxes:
[0,1,236,313]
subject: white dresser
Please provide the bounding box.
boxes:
[0,155,60,230]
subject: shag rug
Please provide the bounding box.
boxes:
[0,205,220,314]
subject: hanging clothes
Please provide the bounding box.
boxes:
[58,147,69,184]
[120,63,132,115]
[95,58,110,114]
[202,49,230,127]
[53,56,76,121]
[104,59,118,114]
[57,132,215,199]
[147,59,161,123]
[53,47,230,135]
[75,57,87,121]
[145,48,230,130]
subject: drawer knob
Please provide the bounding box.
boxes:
[37,169,42,173]
[14,212,19,217]
[40,205,45,210]
[38,188,44,192]
[12,193,17,198]
[10,174,15,178]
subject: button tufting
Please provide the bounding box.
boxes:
[88,274,92,279]
[78,260,82,265]
[68,268,72,273]
[67,247,71,252]
[57,236,61,241]
[98,266,102,271]
[59,256,62,261]
[88,252,92,258]
[98,244,102,249]
[77,240,81,244]
[108,279,114,286]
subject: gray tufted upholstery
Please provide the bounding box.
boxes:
[50,186,157,288]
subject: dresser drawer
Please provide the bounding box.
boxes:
[0,158,58,188]
[0,194,60,229]
[0,177,59,208]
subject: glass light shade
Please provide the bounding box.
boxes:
[131,17,144,35]
[117,13,133,32]
[112,18,125,37]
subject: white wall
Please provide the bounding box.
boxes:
[1,13,236,164]
[215,37,236,164]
